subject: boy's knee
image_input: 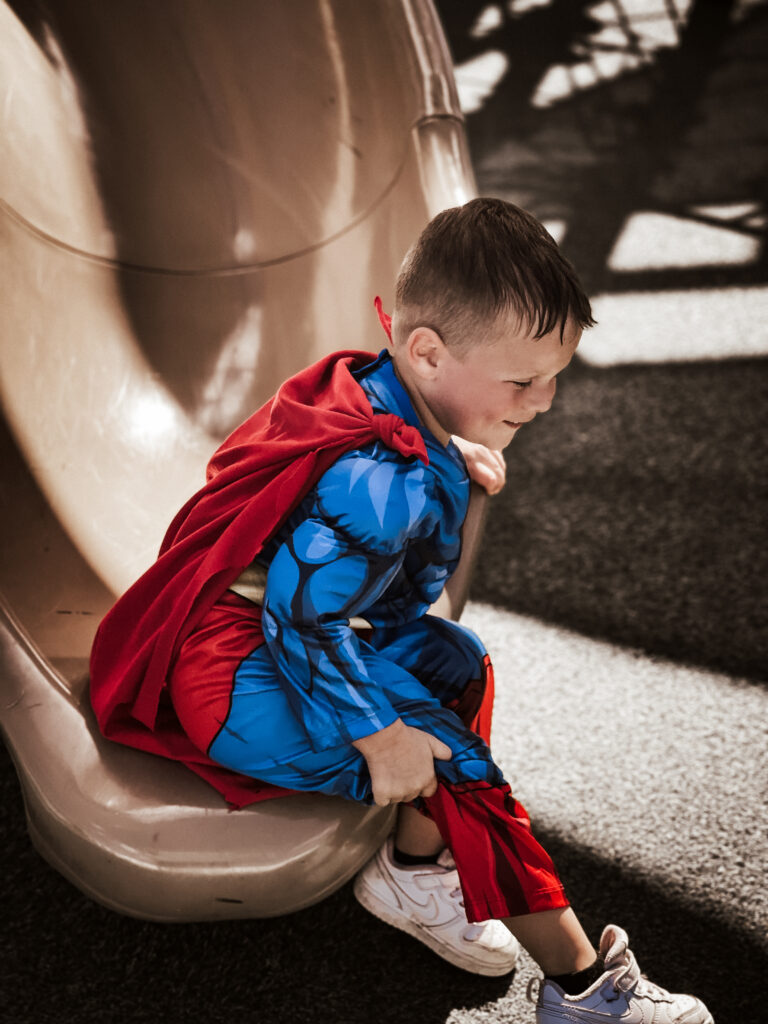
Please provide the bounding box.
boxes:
[437,618,488,681]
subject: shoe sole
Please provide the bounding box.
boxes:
[353,873,519,977]
[537,1009,714,1024]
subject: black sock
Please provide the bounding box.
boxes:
[547,957,604,996]
[392,845,441,868]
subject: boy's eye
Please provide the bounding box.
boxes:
[508,380,531,389]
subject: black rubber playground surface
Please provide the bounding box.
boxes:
[2,2,766,1022]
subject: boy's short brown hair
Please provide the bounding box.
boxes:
[393,198,595,349]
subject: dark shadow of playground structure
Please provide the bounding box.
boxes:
[437,0,768,683]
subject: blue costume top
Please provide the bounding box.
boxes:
[256,349,470,752]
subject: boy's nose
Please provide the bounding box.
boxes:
[527,378,556,414]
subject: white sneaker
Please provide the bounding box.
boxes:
[530,924,714,1023]
[353,837,519,976]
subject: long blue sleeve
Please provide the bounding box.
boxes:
[260,447,447,751]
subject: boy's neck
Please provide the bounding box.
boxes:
[390,353,451,447]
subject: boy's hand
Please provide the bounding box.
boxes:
[352,718,452,806]
[451,438,506,495]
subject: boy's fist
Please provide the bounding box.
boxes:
[352,718,452,806]
[451,438,506,495]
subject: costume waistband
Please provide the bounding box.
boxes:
[228,560,372,630]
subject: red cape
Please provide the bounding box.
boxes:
[89,347,428,808]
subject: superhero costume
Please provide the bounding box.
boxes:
[90,341,428,806]
[90,308,568,921]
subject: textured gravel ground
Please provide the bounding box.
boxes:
[464,605,768,946]
[2,2,767,1023]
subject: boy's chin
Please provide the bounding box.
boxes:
[498,422,522,445]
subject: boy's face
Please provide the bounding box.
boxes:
[416,313,581,451]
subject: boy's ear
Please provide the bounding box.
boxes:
[404,327,445,380]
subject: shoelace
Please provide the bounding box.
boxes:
[434,870,465,908]
[609,947,641,992]
[435,850,465,907]
[607,948,669,1000]
[525,948,665,1006]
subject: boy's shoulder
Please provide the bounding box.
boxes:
[315,443,441,553]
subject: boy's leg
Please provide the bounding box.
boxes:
[526,918,714,1024]
[373,616,494,863]
[356,616,565,973]
[367,618,713,1022]
[169,594,374,801]
[394,804,444,859]
[367,615,494,741]
[174,604,567,929]
[171,608,712,1018]
[504,908,594,975]
[170,604,520,975]
[366,614,491,862]
[367,616,568,922]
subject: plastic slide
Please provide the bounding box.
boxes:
[0,0,484,920]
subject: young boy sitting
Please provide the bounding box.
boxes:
[90,199,713,1023]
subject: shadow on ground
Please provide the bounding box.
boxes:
[473,354,768,683]
[2,741,763,1024]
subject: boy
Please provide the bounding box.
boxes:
[90,199,713,1023]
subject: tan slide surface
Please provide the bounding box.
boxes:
[0,0,480,919]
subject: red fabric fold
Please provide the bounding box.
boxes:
[423,781,568,922]
[373,295,393,341]
[89,349,427,807]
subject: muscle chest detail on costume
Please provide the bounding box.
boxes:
[255,440,468,617]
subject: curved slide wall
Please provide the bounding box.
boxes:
[0,1,480,919]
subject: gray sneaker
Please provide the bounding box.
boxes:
[530,924,714,1023]
[353,837,519,976]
